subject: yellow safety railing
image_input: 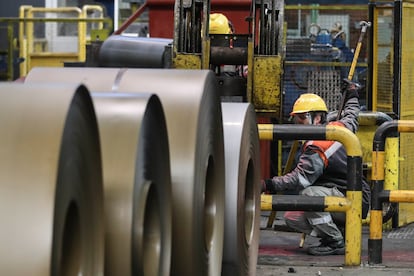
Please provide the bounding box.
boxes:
[18,5,111,77]
[369,120,414,264]
[82,5,106,42]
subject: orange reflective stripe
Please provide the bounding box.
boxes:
[314,147,329,167]
[304,120,346,168]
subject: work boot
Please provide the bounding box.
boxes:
[307,239,345,256]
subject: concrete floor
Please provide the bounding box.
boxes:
[256,212,414,275]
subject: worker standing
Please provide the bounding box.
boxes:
[261,81,370,256]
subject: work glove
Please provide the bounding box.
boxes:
[341,78,360,102]
[260,179,274,194]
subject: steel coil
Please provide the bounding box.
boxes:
[91,92,172,276]
[221,102,261,276]
[99,36,173,68]
[0,83,104,275]
[25,67,122,91]
[25,67,226,276]
[119,69,225,276]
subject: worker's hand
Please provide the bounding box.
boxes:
[260,179,274,194]
[341,78,360,101]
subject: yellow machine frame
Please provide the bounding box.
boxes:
[172,0,285,117]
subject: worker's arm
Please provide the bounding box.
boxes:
[339,81,361,133]
[263,146,325,193]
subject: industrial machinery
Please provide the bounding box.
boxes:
[3,0,414,274]
[95,0,285,118]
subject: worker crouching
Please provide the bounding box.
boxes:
[262,81,370,256]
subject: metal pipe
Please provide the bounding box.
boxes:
[113,1,148,35]
[261,195,351,212]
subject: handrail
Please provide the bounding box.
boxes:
[11,5,111,77]
[82,5,105,31]
[258,123,363,266]
[369,120,414,264]
[261,194,352,212]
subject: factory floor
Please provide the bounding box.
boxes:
[256,212,414,275]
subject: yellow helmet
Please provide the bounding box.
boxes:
[290,93,328,115]
[331,21,343,33]
[209,13,231,34]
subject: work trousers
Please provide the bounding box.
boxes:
[284,186,345,242]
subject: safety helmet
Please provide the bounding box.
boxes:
[331,21,343,33]
[290,93,328,115]
[330,21,346,40]
[209,13,231,34]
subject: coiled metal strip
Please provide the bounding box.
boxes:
[99,36,173,68]
[221,102,261,276]
[26,67,226,276]
[0,83,104,275]
[119,69,225,276]
[91,92,172,276]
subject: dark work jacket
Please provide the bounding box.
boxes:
[268,97,371,218]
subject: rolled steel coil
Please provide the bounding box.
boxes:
[26,67,226,276]
[91,92,172,276]
[0,83,104,275]
[25,69,173,275]
[25,67,123,91]
[99,36,173,68]
[119,69,225,276]
[221,102,261,276]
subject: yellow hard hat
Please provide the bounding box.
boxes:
[209,13,231,34]
[290,93,328,115]
[331,21,343,33]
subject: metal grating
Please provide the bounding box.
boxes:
[386,226,414,239]
[307,70,341,112]
[375,9,394,112]
[396,2,414,225]
[283,5,368,119]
